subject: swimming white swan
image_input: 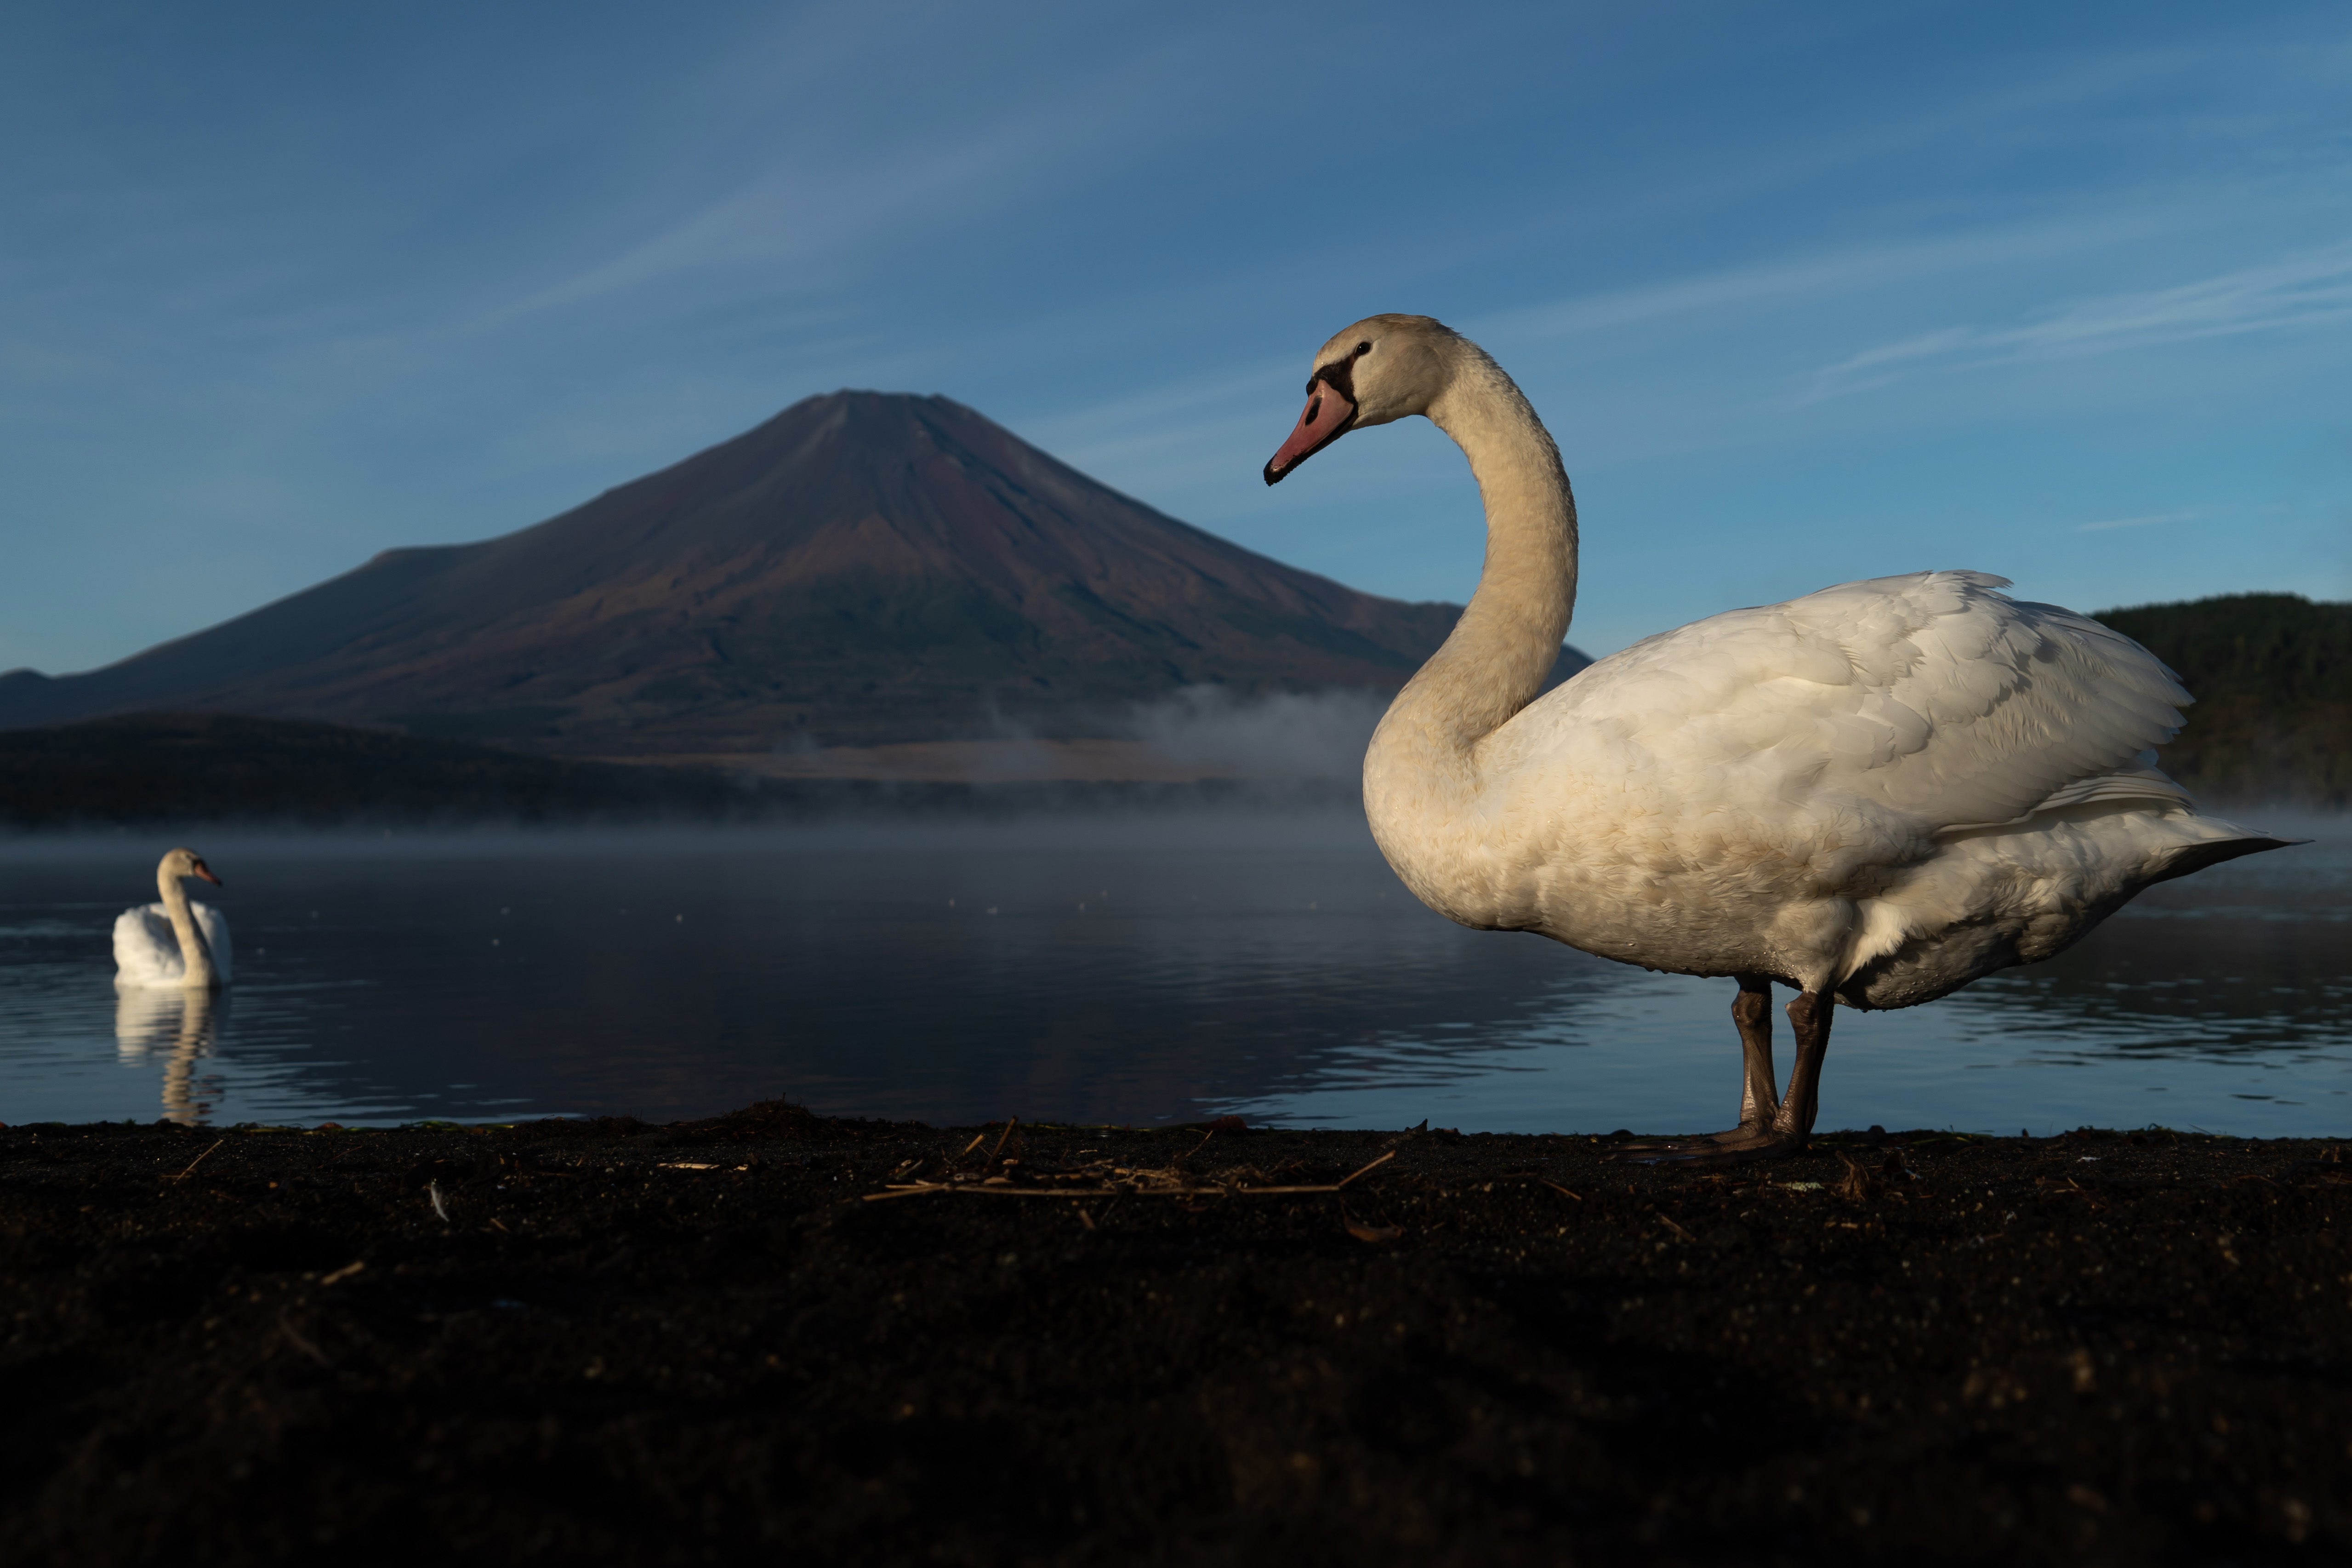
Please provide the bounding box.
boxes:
[114,848,232,991]
[1264,314,2291,1161]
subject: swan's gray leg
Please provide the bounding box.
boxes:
[1731,975,1780,1135]
[1771,990,1834,1142]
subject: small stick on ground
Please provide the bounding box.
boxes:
[278,1312,330,1367]
[958,1133,988,1157]
[863,1185,953,1202]
[319,1261,366,1286]
[1655,1210,1694,1242]
[866,1180,1362,1203]
[168,1139,225,1181]
[990,1118,1020,1161]
[861,1149,1402,1204]
[1543,1180,1583,1202]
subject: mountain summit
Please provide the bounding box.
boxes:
[0,393,1580,759]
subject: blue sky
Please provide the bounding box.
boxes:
[3,0,2346,675]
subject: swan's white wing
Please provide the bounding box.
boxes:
[1500,570,2190,833]
[111,901,232,987]
[113,904,184,988]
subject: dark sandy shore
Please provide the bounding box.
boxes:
[1,1103,2345,1565]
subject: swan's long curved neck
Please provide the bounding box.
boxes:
[1367,349,1578,793]
[158,866,218,991]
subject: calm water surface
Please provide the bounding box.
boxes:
[1,811,2343,1135]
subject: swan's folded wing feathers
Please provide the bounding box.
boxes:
[1502,570,2189,834]
[1828,578,2188,828]
[113,904,183,988]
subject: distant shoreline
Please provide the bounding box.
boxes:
[0,712,1371,831]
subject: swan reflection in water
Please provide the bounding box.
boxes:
[115,986,225,1125]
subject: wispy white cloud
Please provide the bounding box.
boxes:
[1032,213,2202,509]
[514,113,1093,318]
[1017,359,1296,489]
[1808,239,2352,399]
[1477,215,2165,345]
[492,24,1204,330]
[2075,509,2198,533]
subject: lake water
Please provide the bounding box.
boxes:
[0,810,2344,1136]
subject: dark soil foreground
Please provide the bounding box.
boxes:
[1,1106,2346,1567]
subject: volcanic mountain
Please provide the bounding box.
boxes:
[0,393,1584,763]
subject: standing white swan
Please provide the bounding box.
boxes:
[114,848,232,991]
[1264,314,2292,1161]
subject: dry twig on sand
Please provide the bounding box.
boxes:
[861,1147,1400,1204]
[166,1139,225,1181]
[278,1312,330,1367]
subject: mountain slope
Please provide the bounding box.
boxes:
[0,393,1580,757]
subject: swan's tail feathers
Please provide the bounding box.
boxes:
[1936,764,2194,836]
[2032,767,2193,815]
[2144,832,2305,888]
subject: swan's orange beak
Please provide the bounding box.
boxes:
[1264,379,1357,485]
[192,863,222,886]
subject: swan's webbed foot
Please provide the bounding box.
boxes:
[1609,1122,1771,1157]
[1609,1127,1806,1165]
[1606,981,1835,1168]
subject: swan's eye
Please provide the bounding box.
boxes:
[1357,341,1372,355]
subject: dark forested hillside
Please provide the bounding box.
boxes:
[0,714,751,827]
[0,713,1301,827]
[2096,593,2350,809]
